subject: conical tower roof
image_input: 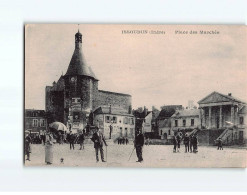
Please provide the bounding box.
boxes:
[65,31,98,80]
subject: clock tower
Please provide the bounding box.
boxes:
[63,30,98,130]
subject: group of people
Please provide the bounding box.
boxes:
[117,137,129,145]
[173,130,199,153]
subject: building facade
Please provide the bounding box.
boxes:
[198,91,247,145]
[93,106,135,140]
[157,105,183,141]
[45,30,132,132]
[25,109,47,133]
[170,109,200,131]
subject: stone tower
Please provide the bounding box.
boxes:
[63,30,98,130]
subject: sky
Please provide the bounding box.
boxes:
[25,24,247,111]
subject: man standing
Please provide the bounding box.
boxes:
[68,131,75,150]
[91,128,108,162]
[176,130,182,152]
[25,132,32,161]
[173,133,178,153]
[193,134,198,153]
[217,138,223,150]
[109,125,113,139]
[184,133,189,153]
[134,129,144,162]
[78,131,85,150]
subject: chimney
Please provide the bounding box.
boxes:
[228,93,232,96]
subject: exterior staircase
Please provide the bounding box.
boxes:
[188,128,200,137]
[215,128,233,145]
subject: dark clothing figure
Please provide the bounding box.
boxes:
[109,125,113,139]
[189,137,193,153]
[68,133,76,150]
[192,136,198,153]
[176,133,182,152]
[58,132,63,144]
[126,138,129,145]
[91,131,108,162]
[184,136,189,153]
[134,132,144,162]
[122,138,125,145]
[25,135,32,161]
[217,139,223,150]
[78,133,85,150]
[173,136,178,152]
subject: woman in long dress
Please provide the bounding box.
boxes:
[45,131,54,165]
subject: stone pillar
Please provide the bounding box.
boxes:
[234,106,238,125]
[219,105,222,128]
[202,108,206,128]
[209,106,212,129]
[231,105,234,124]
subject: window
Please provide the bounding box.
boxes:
[130,128,134,137]
[130,118,134,125]
[40,119,45,127]
[33,119,38,127]
[183,119,186,127]
[105,116,111,123]
[72,98,80,103]
[240,117,244,125]
[191,119,194,126]
[112,116,117,123]
[175,120,178,127]
[124,117,128,124]
[168,130,171,135]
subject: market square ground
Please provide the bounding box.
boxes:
[25,142,247,168]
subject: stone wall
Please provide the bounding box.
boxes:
[94,90,132,113]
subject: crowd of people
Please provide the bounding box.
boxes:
[173,130,199,153]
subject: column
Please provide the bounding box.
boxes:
[208,106,212,129]
[202,108,206,128]
[231,105,234,124]
[219,105,222,128]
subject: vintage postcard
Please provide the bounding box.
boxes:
[25,24,247,167]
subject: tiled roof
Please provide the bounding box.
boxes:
[25,109,46,117]
[133,110,152,119]
[158,119,171,128]
[93,106,133,116]
[157,105,182,119]
[171,109,200,118]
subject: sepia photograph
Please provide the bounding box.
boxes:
[25,24,247,168]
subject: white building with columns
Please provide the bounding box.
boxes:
[198,91,246,144]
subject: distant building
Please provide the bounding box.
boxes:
[25,109,47,134]
[157,105,183,141]
[93,106,135,140]
[133,106,152,136]
[198,91,247,145]
[45,30,132,132]
[170,109,200,131]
